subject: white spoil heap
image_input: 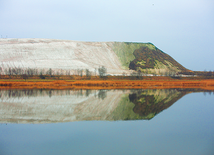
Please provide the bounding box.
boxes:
[0,38,128,75]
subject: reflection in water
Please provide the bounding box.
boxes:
[0,89,108,100]
[0,89,213,123]
[129,89,187,120]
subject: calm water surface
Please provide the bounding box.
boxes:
[0,89,214,155]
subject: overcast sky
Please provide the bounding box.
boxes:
[1,0,214,71]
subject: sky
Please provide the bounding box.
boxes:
[0,0,214,71]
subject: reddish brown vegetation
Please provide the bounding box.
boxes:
[1,79,214,90]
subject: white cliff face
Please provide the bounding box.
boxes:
[0,38,128,74]
[0,89,128,123]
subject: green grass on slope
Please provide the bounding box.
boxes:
[110,42,156,69]
[110,94,153,120]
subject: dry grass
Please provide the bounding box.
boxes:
[0,79,214,90]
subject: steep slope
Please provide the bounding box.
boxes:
[128,44,190,74]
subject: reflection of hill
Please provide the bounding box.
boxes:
[0,89,212,123]
[0,89,125,123]
[128,89,188,120]
[108,89,188,120]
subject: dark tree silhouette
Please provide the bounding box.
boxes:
[98,66,107,78]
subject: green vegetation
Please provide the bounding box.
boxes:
[154,60,168,69]
[109,41,189,75]
[138,97,145,104]
[110,42,156,69]
[110,94,144,120]
[140,89,181,104]
[129,45,189,75]
[110,92,162,120]
[137,60,146,66]
[122,89,188,120]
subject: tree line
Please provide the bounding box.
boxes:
[0,66,107,79]
[1,66,213,80]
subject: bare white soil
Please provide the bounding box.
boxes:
[0,38,129,75]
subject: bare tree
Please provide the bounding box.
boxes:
[137,68,142,79]
[86,69,91,79]
[130,71,137,80]
[98,90,107,100]
[17,68,22,75]
[22,74,28,81]
[80,69,83,77]
[8,68,12,76]
[26,68,34,76]
[77,69,83,77]
[39,70,45,79]
[34,68,38,75]
[66,70,70,76]
[60,69,63,75]
[4,68,8,75]
[94,68,97,76]
[98,66,107,78]
[48,68,52,76]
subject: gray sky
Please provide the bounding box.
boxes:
[1,0,214,71]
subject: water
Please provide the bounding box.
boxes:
[0,89,214,155]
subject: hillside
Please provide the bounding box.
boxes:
[0,38,189,75]
[129,45,190,74]
[109,42,190,75]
